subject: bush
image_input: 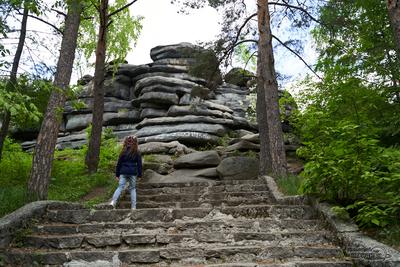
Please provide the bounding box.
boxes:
[0,138,32,186]
[296,81,400,229]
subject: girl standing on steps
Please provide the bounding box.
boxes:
[110,135,142,209]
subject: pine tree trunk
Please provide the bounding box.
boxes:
[28,1,82,200]
[257,0,287,177]
[85,0,109,173]
[388,0,400,54]
[256,81,272,175]
[0,7,29,161]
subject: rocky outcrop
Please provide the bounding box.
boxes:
[224,67,255,87]
[20,42,294,152]
[56,43,254,149]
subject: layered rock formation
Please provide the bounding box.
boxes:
[22,42,257,151]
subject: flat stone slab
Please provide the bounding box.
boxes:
[133,76,199,97]
[167,105,233,119]
[65,111,140,132]
[132,72,206,86]
[174,151,221,169]
[138,91,179,105]
[224,140,260,152]
[64,97,132,114]
[139,141,194,155]
[139,131,220,145]
[136,115,234,129]
[137,123,227,138]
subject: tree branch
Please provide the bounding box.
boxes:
[108,0,139,18]
[23,13,63,35]
[272,34,322,80]
[51,8,67,17]
[268,1,321,24]
[232,13,257,49]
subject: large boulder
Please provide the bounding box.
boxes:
[150,42,203,61]
[216,157,259,180]
[174,151,221,169]
[139,141,194,155]
[103,76,132,100]
[143,169,213,184]
[224,68,255,87]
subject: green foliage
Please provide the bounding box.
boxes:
[0,138,32,185]
[0,137,120,217]
[296,1,400,235]
[0,77,45,125]
[233,44,256,73]
[78,0,143,65]
[296,0,400,230]
[296,80,400,229]
[275,174,304,196]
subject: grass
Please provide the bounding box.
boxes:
[0,138,119,218]
[275,174,304,196]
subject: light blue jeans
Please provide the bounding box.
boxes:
[112,175,137,209]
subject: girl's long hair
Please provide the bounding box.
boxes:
[119,136,138,158]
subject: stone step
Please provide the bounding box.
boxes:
[45,205,317,224]
[3,246,346,266]
[122,191,273,203]
[118,197,273,209]
[32,219,326,236]
[20,231,335,249]
[136,184,270,196]
[137,179,265,189]
[167,261,353,267]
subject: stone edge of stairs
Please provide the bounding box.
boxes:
[262,175,400,266]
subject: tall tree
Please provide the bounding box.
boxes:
[85,0,109,173]
[257,0,287,176]
[83,0,141,173]
[0,4,28,160]
[28,0,82,200]
[387,0,400,54]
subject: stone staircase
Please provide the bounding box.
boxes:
[2,179,354,266]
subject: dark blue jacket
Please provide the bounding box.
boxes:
[115,151,142,177]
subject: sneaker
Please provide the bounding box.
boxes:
[109,200,116,208]
[131,207,136,210]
